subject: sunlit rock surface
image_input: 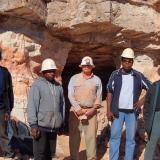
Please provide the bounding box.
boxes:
[0,0,160,159]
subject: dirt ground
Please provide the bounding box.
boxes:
[0,135,109,160]
[55,135,109,160]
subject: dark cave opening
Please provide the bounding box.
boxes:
[61,55,116,133]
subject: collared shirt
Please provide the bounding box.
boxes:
[106,68,151,117]
[68,73,102,111]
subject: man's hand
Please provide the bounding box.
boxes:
[93,104,101,109]
[4,113,10,121]
[106,92,114,121]
[85,108,97,117]
[107,111,114,122]
[76,109,85,116]
[144,131,149,142]
[31,128,40,140]
[58,124,65,135]
[134,97,145,109]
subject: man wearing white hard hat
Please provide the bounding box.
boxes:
[106,48,151,160]
[27,58,65,160]
[68,56,102,160]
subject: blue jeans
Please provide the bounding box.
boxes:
[109,112,137,160]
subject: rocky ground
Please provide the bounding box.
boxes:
[1,103,160,160]
[0,123,160,160]
[0,1,160,160]
[0,134,109,160]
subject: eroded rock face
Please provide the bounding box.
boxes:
[0,0,160,159]
[0,0,47,23]
[46,0,160,80]
[0,16,72,122]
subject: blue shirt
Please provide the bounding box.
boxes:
[68,73,102,111]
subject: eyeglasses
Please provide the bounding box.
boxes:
[43,70,56,73]
[82,65,93,68]
[122,59,133,64]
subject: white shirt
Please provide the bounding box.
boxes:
[119,73,134,110]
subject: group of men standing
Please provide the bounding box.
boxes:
[0,47,159,160]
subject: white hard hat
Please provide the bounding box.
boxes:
[41,58,57,72]
[121,48,135,59]
[79,56,95,67]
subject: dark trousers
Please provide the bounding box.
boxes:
[33,131,57,160]
[0,109,13,156]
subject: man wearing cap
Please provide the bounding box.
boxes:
[106,48,151,160]
[0,49,14,158]
[27,58,65,160]
[68,56,102,160]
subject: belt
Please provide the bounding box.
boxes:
[80,105,92,109]
[118,109,134,113]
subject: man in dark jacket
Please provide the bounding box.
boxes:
[27,58,65,160]
[0,49,14,158]
[144,68,160,160]
[106,48,151,160]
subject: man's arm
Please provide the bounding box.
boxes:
[143,85,153,138]
[141,74,152,90]
[27,84,41,139]
[60,86,65,122]
[143,88,151,120]
[106,92,114,121]
[2,67,13,114]
[7,70,14,112]
[134,94,146,109]
[68,77,84,116]
[27,85,40,128]
[106,72,115,121]
[93,78,102,109]
[134,74,152,108]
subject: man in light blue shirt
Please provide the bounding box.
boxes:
[68,56,102,160]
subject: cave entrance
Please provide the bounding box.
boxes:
[62,45,116,133]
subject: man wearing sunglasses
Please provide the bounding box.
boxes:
[68,56,102,160]
[106,48,151,160]
[27,58,65,160]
